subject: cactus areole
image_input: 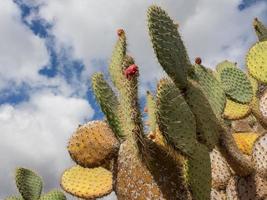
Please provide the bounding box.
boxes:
[124,64,138,80]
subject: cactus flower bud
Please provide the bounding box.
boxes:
[117,29,125,37]
[124,64,138,80]
[195,57,202,65]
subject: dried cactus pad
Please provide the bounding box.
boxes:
[210,148,231,190]
[223,99,251,120]
[15,168,43,200]
[61,166,113,199]
[252,133,267,178]
[68,120,119,168]
[260,89,267,118]
[246,41,267,83]
[217,62,253,103]
[39,190,66,200]
[233,132,260,155]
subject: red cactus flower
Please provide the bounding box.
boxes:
[195,57,202,65]
[124,64,138,80]
[117,29,125,37]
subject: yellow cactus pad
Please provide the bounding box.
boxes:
[246,41,267,83]
[223,99,251,120]
[233,132,260,155]
[68,120,119,167]
[61,166,113,199]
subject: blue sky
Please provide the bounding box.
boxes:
[0,0,266,199]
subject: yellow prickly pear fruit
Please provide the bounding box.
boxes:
[68,120,119,168]
[61,166,113,199]
[233,132,260,155]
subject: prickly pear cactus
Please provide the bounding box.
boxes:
[60,5,267,200]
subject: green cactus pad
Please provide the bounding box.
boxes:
[40,190,66,200]
[248,74,258,95]
[191,64,226,118]
[253,18,267,41]
[15,168,43,200]
[187,143,211,200]
[4,197,23,200]
[216,62,253,103]
[91,73,123,138]
[246,41,267,83]
[146,91,157,132]
[147,5,190,90]
[156,78,197,156]
[185,80,220,150]
[108,31,126,88]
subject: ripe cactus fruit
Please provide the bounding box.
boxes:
[39,190,66,200]
[15,168,43,200]
[252,133,267,178]
[223,99,251,120]
[68,120,119,168]
[124,64,138,80]
[195,57,202,65]
[216,61,253,103]
[61,165,113,199]
[210,148,232,190]
[156,78,197,156]
[233,132,260,155]
[92,73,123,138]
[147,5,191,90]
[246,41,267,83]
[253,18,267,41]
[117,28,125,37]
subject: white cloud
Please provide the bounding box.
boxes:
[0,0,49,90]
[0,91,94,197]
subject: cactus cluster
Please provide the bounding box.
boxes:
[5,168,66,200]
[60,5,267,200]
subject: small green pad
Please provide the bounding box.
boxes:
[15,168,43,200]
[108,32,126,88]
[185,80,220,150]
[216,61,253,103]
[91,73,123,138]
[253,18,267,42]
[246,41,267,83]
[4,197,23,200]
[156,78,197,156]
[40,190,67,200]
[146,91,157,132]
[191,64,226,119]
[147,5,190,90]
[187,143,211,200]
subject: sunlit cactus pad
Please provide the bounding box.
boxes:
[246,41,267,83]
[61,165,113,199]
[223,99,251,120]
[68,120,119,167]
[233,132,260,155]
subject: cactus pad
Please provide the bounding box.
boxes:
[91,73,123,138]
[147,5,190,90]
[15,168,43,200]
[216,62,253,103]
[185,80,220,150]
[191,64,226,118]
[223,99,251,120]
[156,78,197,156]
[233,132,260,155]
[246,41,267,83]
[210,148,231,190]
[187,143,211,200]
[5,197,23,200]
[40,190,66,200]
[259,89,267,117]
[252,133,267,178]
[116,140,191,200]
[68,121,119,168]
[253,18,267,41]
[61,166,113,199]
[146,91,157,132]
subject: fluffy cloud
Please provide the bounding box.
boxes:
[0,91,93,198]
[0,0,49,90]
[29,0,267,93]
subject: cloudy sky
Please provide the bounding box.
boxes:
[0,0,266,199]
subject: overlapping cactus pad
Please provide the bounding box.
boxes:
[59,5,267,200]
